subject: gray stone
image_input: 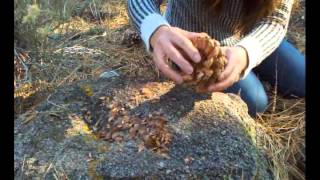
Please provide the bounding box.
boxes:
[14,76,272,179]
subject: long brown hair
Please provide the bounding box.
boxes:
[203,0,299,35]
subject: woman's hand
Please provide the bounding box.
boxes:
[150,26,205,84]
[207,46,249,92]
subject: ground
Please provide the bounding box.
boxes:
[14,0,305,179]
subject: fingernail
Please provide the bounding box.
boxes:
[187,67,193,74]
[194,53,201,62]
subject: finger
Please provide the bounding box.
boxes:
[218,49,235,81]
[177,30,220,49]
[174,27,199,38]
[153,47,183,84]
[180,31,211,49]
[170,31,201,63]
[178,29,209,39]
[219,63,235,82]
[162,41,194,74]
[208,73,239,92]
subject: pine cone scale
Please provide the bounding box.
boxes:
[180,35,227,93]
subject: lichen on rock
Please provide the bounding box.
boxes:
[14,76,272,179]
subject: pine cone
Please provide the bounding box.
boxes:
[180,35,227,93]
[121,29,141,46]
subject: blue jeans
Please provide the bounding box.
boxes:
[224,39,305,117]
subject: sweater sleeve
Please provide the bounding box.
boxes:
[127,0,170,52]
[235,0,294,79]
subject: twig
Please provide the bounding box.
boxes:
[41,144,70,180]
[46,94,67,110]
[272,56,278,114]
[63,0,69,19]
[19,155,26,179]
[89,1,96,20]
[271,100,304,116]
[57,32,83,48]
[52,164,60,180]
[53,173,59,180]
[14,48,30,83]
[87,32,107,41]
[43,163,53,179]
[57,65,81,87]
[59,166,70,180]
[92,0,102,23]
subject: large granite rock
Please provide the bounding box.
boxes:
[14,76,272,179]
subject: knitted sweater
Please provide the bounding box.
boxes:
[127,0,294,78]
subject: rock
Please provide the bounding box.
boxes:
[14,76,272,179]
[158,161,165,169]
[99,70,119,79]
[221,130,227,136]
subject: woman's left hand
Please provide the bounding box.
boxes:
[207,46,249,92]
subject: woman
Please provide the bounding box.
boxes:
[127,0,305,117]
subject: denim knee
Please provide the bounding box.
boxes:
[255,39,305,99]
[225,71,269,118]
[246,90,269,117]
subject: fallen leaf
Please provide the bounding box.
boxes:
[129,125,139,138]
[159,152,170,159]
[97,131,106,139]
[138,143,145,152]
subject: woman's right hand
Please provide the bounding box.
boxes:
[150,26,205,84]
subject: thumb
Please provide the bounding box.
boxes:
[218,48,234,81]
[221,47,232,59]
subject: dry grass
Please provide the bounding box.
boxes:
[14,0,305,179]
[255,93,305,180]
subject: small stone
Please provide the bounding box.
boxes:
[166,169,172,174]
[184,156,194,164]
[28,157,37,164]
[99,70,119,79]
[221,130,227,135]
[158,161,165,168]
[185,166,190,173]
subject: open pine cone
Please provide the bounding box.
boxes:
[179,35,227,93]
